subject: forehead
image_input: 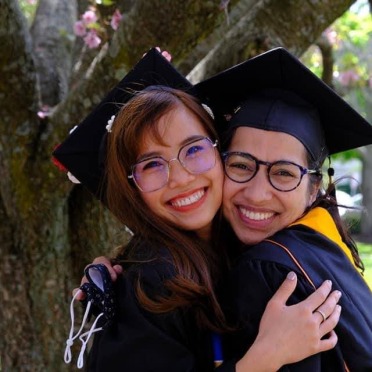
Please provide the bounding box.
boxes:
[138,105,209,153]
[229,127,308,163]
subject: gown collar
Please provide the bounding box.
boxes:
[290,207,356,268]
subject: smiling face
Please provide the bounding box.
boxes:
[138,105,224,240]
[223,127,319,245]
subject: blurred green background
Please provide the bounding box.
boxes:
[359,242,372,288]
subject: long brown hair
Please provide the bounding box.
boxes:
[105,86,228,331]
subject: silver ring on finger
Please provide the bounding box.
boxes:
[315,309,327,323]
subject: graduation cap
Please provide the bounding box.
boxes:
[195,47,372,160]
[53,48,193,199]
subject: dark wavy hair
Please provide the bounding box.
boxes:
[306,153,365,273]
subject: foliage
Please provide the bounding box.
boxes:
[304,0,371,85]
[18,0,38,22]
[302,0,372,163]
[96,0,115,5]
[357,241,372,288]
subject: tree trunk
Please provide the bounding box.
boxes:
[360,5,372,238]
[361,147,372,238]
[0,0,359,369]
[361,88,372,238]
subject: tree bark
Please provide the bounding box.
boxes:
[0,0,361,369]
[361,87,372,238]
[316,33,335,88]
[30,0,77,106]
[361,147,372,238]
[186,0,355,82]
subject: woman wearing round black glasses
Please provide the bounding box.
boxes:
[197,48,372,371]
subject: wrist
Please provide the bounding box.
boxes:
[236,337,282,372]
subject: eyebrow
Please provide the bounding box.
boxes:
[136,134,207,162]
[228,147,306,164]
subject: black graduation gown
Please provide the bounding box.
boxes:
[222,207,372,372]
[87,240,235,372]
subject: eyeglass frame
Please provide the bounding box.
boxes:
[128,136,219,192]
[221,151,322,192]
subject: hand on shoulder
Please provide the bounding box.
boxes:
[236,272,342,371]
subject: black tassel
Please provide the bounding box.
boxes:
[327,157,336,198]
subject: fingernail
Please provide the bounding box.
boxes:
[335,290,342,299]
[336,305,342,312]
[287,271,296,280]
[325,280,332,287]
[114,265,123,273]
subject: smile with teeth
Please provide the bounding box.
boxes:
[239,207,274,221]
[170,189,205,207]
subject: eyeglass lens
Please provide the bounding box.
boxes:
[224,153,305,191]
[132,137,216,192]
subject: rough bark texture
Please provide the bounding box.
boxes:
[185,0,356,82]
[0,0,364,369]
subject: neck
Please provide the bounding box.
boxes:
[195,225,212,242]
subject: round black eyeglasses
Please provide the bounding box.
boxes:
[222,151,321,192]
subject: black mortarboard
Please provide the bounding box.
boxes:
[53,48,192,199]
[195,47,372,160]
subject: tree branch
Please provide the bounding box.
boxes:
[30,0,77,107]
[187,0,355,83]
[316,33,335,88]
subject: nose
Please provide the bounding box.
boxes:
[242,167,273,202]
[167,159,196,189]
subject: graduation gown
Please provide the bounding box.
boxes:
[87,239,235,372]
[223,207,372,372]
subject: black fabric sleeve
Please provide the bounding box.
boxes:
[86,259,215,372]
[222,259,333,372]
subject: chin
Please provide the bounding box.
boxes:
[238,232,266,246]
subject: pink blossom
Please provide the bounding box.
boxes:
[26,0,37,4]
[82,10,98,25]
[84,30,101,49]
[74,20,87,37]
[324,28,338,45]
[219,0,230,10]
[154,47,172,62]
[110,9,123,31]
[37,111,47,119]
[161,50,172,62]
[338,70,359,87]
[37,105,51,119]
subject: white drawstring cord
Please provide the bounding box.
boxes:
[64,265,115,368]
[64,290,91,363]
[76,313,104,369]
[64,289,103,368]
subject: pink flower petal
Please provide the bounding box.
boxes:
[74,20,87,36]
